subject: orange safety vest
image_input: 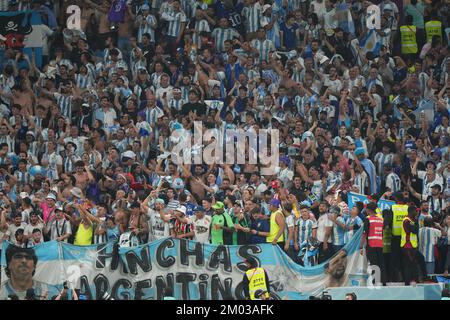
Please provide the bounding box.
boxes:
[367,215,384,248]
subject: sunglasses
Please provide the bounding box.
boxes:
[12,253,33,261]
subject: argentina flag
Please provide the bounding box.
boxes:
[359,29,381,57]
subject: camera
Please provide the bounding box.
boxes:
[309,291,332,300]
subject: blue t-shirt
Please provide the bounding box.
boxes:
[185,202,196,217]
[250,219,270,244]
[280,22,299,50]
[215,1,245,35]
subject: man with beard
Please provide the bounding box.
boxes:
[324,249,348,288]
[361,202,386,285]
[214,0,245,37]
[73,103,93,133]
[0,246,51,300]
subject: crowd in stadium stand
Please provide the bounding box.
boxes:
[0,0,449,286]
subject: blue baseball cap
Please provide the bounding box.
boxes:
[280,156,290,166]
[194,206,205,212]
[405,140,417,150]
[431,148,442,158]
[269,198,281,207]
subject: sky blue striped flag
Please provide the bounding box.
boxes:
[359,29,381,57]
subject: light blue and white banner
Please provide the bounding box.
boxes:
[347,191,395,211]
[1,228,367,300]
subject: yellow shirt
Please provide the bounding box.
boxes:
[74,222,93,246]
[267,210,284,243]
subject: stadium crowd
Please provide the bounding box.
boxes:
[0,0,449,288]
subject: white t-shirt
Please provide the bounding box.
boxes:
[24,222,44,245]
[285,214,296,245]
[188,215,211,243]
[324,76,343,93]
[317,213,333,243]
[155,85,174,102]
[147,208,170,240]
[417,171,444,198]
[6,222,27,245]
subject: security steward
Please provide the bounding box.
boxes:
[401,205,419,285]
[360,202,386,285]
[390,192,409,281]
[242,258,271,300]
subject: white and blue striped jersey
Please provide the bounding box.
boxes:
[151,72,163,90]
[192,19,211,47]
[353,172,368,195]
[294,94,309,116]
[211,27,240,52]
[28,141,39,159]
[261,14,281,48]
[137,14,157,43]
[427,196,446,215]
[318,104,336,118]
[250,39,275,62]
[418,227,441,263]
[344,216,363,243]
[385,172,401,193]
[374,152,394,176]
[53,92,73,119]
[246,68,260,82]
[189,1,208,18]
[103,47,123,64]
[75,73,92,89]
[0,136,14,154]
[242,2,261,33]
[85,63,96,83]
[332,216,347,246]
[151,0,165,12]
[162,11,187,38]
[180,0,194,20]
[132,60,148,79]
[180,86,190,101]
[143,106,164,128]
[112,139,128,153]
[296,218,317,244]
[14,170,31,186]
[332,135,353,146]
[418,213,432,228]
[168,98,186,111]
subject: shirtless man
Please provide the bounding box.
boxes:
[85,0,112,48]
[79,2,96,33]
[36,78,57,110]
[73,161,95,190]
[11,85,34,116]
[60,173,76,201]
[117,4,135,62]
[181,164,208,201]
